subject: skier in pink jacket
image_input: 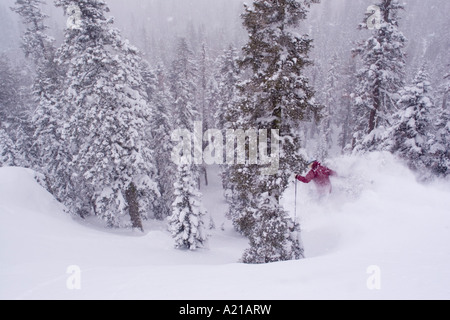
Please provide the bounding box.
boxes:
[296,160,337,195]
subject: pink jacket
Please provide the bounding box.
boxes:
[296,162,336,194]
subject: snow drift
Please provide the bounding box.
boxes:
[1,152,449,300]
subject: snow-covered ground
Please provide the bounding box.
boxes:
[0,152,449,300]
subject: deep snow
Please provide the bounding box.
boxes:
[0,152,449,300]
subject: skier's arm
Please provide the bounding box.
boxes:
[296,170,315,184]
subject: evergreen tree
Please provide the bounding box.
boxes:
[203,74,220,187]
[0,55,28,167]
[217,47,258,234]
[337,57,357,153]
[11,0,59,98]
[140,60,157,105]
[151,63,177,219]
[197,43,213,187]
[242,197,303,264]
[216,46,240,132]
[429,69,450,177]
[441,66,450,111]
[353,0,407,152]
[230,0,319,263]
[316,53,339,160]
[169,38,199,132]
[0,55,19,124]
[50,0,158,229]
[430,105,450,178]
[205,77,220,133]
[0,128,19,167]
[169,162,208,251]
[227,164,258,237]
[215,46,240,195]
[12,0,64,172]
[32,89,69,203]
[169,37,203,191]
[382,66,435,174]
[198,43,214,132]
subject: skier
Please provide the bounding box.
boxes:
[296,160,337,195]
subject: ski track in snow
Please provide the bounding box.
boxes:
[0,153,450,300]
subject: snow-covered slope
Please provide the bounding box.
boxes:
[1,153,449,300]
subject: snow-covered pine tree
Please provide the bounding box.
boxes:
[0,55,24,167]
[140,60,157,105]
[316,53,339,161]
[169,38,199,132]
[241,196,303,264]
[138,60,166,222]
[53,0,159,229]
[337,57,357,153]
[217,52,259,231]
[216,46,240,132]
[197,43,214,187]
[226,164,259,237]
[169,162,208,251]
[442,66,450,111]
[231,0,320,263]
[0,55,19,124]
[150,63,177,220]
[382,66,435,174]
[12,0,61,171]
[430,106,450,178]
[198,43,215,133]
[205,76,220,134]
[32,89,70,203]
[352,0,407,152]
[11,0,59,98]
[203,75,220,178]
[215,45,240,195]
[169,37,203,191]
[429,69,450,177]
[0,127,19,167]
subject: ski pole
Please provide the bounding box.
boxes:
[294,177,298,221]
